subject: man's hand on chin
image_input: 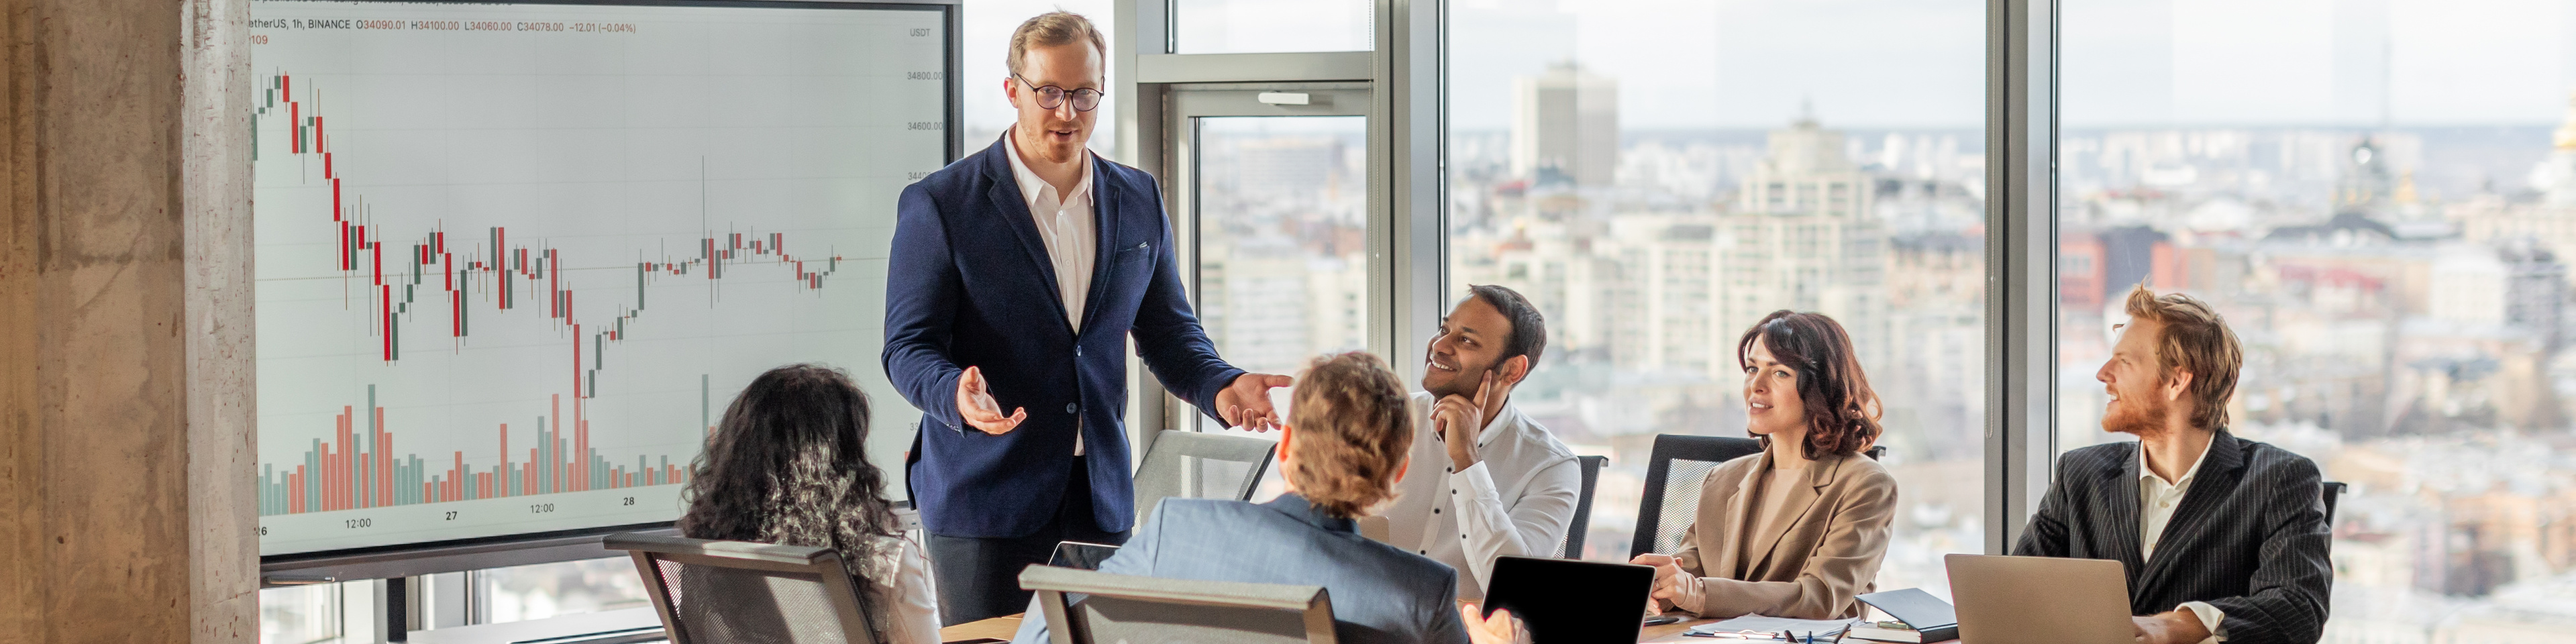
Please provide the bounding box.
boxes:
[2130,610,2210,644]
[1213,372,1294,431]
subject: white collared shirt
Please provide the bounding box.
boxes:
[1381,392,1582,599]
[1002,129,1098,455]
[1001,127,1098,333]
[2139,439,2226,644]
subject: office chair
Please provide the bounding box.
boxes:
[1021,565,1337,644]
[1629,435,1764,559]
[1625,435,1886,559]
[606,533,880,644]
[1133,429,1277,525]
[2322,481,2348,525]
[1561,455,1610,558]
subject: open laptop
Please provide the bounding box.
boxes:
[1944,554,2134,644]
[1482,555,1656,644]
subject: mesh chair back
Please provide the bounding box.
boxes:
[607,533,879,644]
[1021,566,1336,644]
[1133,429,1278,526]
[1561,455,1609,558]
[1630,435,1763,559]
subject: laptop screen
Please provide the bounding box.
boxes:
[1482,555,1656,644]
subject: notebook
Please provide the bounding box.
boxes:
[1853,588,1959,643]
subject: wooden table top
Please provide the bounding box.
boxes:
[937,615,1021,643]
[938,613,1719,643]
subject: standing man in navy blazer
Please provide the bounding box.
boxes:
[882,11,1294,625]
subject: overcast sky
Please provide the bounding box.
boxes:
[962,0,2576,134]
[1467,0,2576,129]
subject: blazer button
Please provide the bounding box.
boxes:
[1065,403,1078,414]
[1076,346,1084,357]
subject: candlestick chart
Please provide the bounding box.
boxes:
[251,0,947,556]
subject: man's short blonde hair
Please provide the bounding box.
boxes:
[1007,11,1107,77]
[2123,284,2243,431]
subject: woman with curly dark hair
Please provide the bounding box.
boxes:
[1629,311,1900,621]
[678,364,937,643]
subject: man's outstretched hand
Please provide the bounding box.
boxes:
[1215,372,1295,431]
[954,366,1025,435]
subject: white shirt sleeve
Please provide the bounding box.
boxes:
[1451,455,1583,592]
[880,538,944,644]
[2179,601,2226,644]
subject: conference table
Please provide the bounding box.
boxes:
[935,613,1729,643]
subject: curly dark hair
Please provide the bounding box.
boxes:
[678,364,899,608]
[1736,311,1883,458]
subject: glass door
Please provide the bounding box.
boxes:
[1167,85,1380,443]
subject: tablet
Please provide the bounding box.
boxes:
[1048,541,1121,571]
[1482,555,1657,644]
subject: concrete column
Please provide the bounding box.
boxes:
[0,0,257,641]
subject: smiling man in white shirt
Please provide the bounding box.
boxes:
[1380,284,1582,599]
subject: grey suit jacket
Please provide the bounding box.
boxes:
[1012,494,1472,644]
[2014,431,2332,644]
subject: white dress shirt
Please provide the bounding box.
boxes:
[1002,129,1097,455]
[2139,440,2226,644]
[872,536,943,644]
[1381,392,1582,599]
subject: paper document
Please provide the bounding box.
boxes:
[1686,616,1862,637]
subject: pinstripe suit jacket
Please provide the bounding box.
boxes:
[2013,431,2332,644]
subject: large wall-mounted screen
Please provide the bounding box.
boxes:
[250,0,951,557]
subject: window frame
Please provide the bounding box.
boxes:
[1110,0,2058,553]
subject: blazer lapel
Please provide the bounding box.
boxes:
[2134,431,2246,599]
[980,136,1074,331]
[1748,453,1832,574]
[2106,445,2147,589]
[1076,153,1121,333]
[1706,458,1761,580]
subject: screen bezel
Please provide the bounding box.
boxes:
[251,0,961,580]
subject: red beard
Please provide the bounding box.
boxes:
[2100,386,2170,435]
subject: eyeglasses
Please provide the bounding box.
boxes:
[1013,74,1106,112]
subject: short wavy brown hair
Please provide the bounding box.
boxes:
[1007,11,1107,77]
[1285,352,1414,518]
[2121,284,2242,431]
[1736,311,1883,458]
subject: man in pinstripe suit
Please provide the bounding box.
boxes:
[2016,285,2332,644]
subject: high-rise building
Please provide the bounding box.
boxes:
[1718,114,1887,368]
[2539,90,2576,207]
[1510,60,1618,186]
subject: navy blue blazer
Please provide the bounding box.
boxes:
[884,136,1242,538]
[2014,431,2332,644]
[1011,495,1473,644]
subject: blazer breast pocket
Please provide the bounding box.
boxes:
[1111,241,1152,270]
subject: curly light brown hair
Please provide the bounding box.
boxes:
[1285,352,1414,519]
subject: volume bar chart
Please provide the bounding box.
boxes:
[250,0,941,556]
[257,385,703,516]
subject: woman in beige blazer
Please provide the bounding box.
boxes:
[1631,311,1899,621]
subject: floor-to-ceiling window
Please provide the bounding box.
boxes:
[2060,1,2576,640]
[1445,0,1991,598]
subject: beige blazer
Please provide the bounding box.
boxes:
[1666,449,1898,620]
